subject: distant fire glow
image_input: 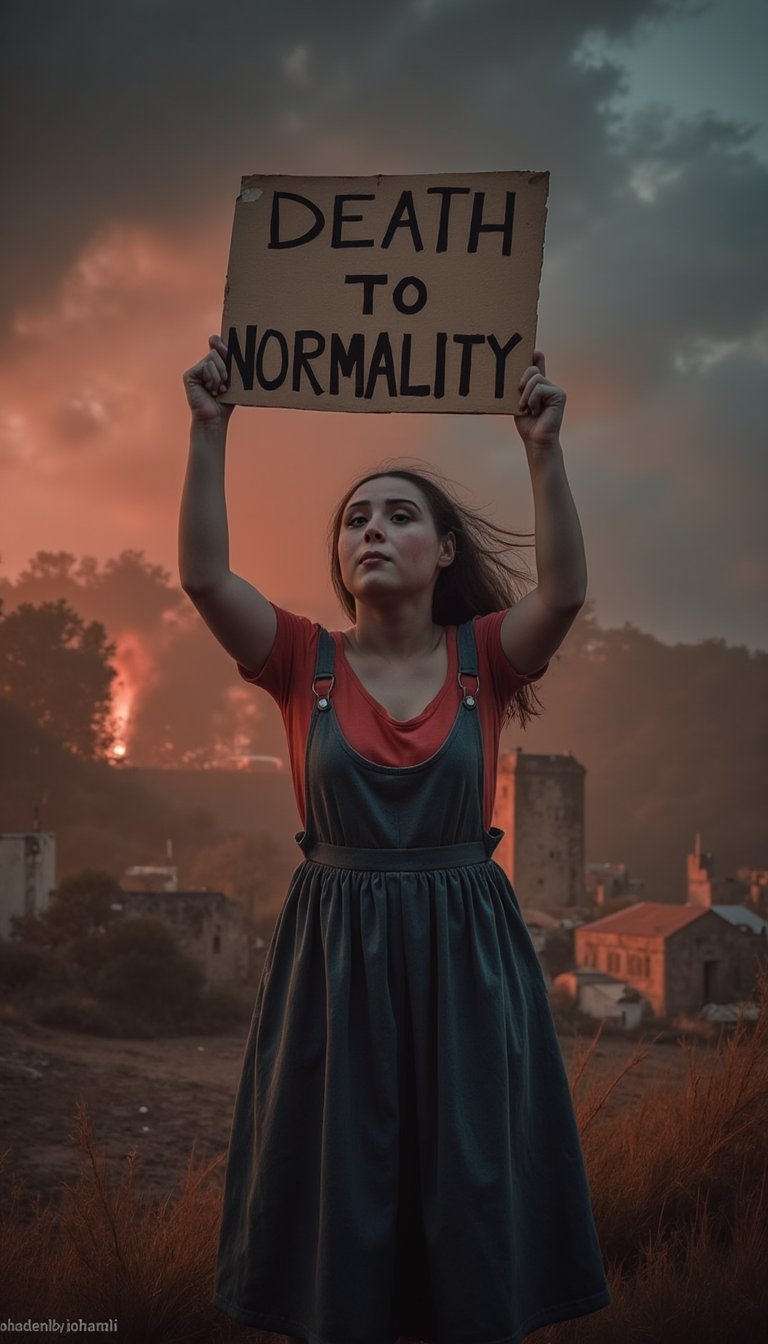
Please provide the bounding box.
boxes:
[107,629,157,765]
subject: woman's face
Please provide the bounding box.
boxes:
[337,475,454,610]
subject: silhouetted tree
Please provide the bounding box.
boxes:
[41,868,123,943]
[0,596,118,757]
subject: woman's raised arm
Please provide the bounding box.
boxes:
[179,335,277,677]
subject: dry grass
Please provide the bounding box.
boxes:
[535,965,768,1343]
[0,1103,248,1342]
[2,971,767,1343]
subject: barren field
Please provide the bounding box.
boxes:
[0,1015,696,1217]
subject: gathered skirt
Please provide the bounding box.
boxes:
[212,855,612,1344]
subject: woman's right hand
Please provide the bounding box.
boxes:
[182,335,235,426]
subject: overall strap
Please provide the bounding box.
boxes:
[457,617,480,710]
[312,627,336,712]
[312,621,480,713]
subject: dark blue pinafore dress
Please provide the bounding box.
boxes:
[212,619,612,1344]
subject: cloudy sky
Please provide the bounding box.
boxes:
[3,0,766,652]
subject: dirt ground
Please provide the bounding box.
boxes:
[0,1014,697,1217]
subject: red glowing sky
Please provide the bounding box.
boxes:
[2,0,766,651]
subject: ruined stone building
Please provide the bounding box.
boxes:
[117,876,249,984]
[118,887,248,984]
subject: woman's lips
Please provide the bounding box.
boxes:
[360,555,388,565]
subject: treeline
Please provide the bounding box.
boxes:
[1,553,765,902]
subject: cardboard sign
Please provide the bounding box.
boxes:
[219,170,548,415]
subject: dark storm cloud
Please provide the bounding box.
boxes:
[3,0,702,349]
[547,107,768,387]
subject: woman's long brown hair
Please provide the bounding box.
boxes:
[326,459,546,730]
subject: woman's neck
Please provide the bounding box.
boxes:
[344,606,444,660]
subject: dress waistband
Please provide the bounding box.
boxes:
[296,835,501,871]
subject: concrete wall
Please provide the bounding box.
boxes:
[116,888,247,983]
[0,831,56,939]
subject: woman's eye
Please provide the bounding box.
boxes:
[346,513,410,527]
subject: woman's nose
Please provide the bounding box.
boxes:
[364,521,385,541]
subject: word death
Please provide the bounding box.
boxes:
[226,326,523,401]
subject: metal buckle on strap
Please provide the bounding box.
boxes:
[312,672,335,711]
[457,668,479,709]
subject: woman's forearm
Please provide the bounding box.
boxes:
[178,419,231,591]
[526,440,587,610]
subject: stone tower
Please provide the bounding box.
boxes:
[492,749,585,910]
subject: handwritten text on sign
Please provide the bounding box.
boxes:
[219,171,549,415]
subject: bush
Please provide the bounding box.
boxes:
[91,917,205,1025]
[0,939,71,993]
[31,993,120,1036]
[41,869,123,944]
[30,992,159,1038]
[3,918,225,1038]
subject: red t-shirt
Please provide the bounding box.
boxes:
[236,603,548,831]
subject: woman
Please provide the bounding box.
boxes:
[180,335,612,1344]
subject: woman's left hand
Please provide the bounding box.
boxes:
[514,350,566,450]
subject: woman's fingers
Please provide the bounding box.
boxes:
[195,353,226,395]
[518,370,548,413]
[207,335,229,386]
[198,338,227,385]
[518,350,548,408]
[527,378,547,415]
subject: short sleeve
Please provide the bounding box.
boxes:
[473,609,549,706]
[235,602,318,710]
